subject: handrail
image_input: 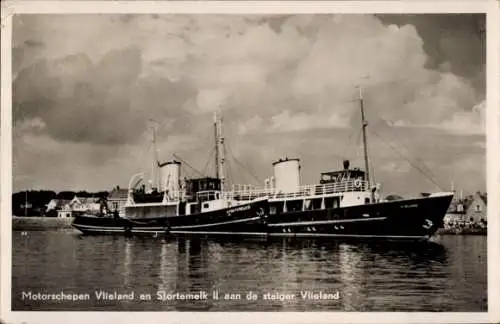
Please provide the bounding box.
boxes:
[126,179,370,206]
[224,180,370,201]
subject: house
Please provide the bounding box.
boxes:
[58,203,73,218]
[69,196,102,213]
[45,199,72,217]
[46,199,71,212]
[55,197,104,218]
[465,192,487,224]
[444,199,466,225]
[107,187,129,217]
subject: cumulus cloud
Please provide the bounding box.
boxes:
[11,14,485,192]
[13,14,485,140]
[391,99,485,135]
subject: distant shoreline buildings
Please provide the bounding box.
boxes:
[12,187,128,218]
[444,191,487,230]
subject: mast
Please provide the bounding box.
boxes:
[149,120,159,190]
[213,111,225,191]
[214,112,219,179]
[358,86,373,200]
[219,114,225,191]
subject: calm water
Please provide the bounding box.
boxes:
[12,231,487,311]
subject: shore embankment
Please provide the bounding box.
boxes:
[436,227,487,235]
[12,216,74,231]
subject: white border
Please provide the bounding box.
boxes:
[1,1,499,324]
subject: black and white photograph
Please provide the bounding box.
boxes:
[1,1,499,323]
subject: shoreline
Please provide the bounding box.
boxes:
[12,216,75,231]
[436,227,487,235]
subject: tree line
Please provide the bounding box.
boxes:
[12,190,110,217]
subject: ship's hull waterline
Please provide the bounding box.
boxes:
[72,194,452,241]
[72,199,270,237]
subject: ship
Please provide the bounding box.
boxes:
[72,116,270,236]
[71,175,270,236]
[72,87,453,241]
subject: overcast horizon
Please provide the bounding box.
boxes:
[11,13,486,196]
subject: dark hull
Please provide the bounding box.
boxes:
[72,199,269,236]
[264,194,453,241]
[72,194,453,241]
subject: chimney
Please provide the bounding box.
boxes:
[343,160,350,170]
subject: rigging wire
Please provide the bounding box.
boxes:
[361,95,437,179]
[225,158,235,189]
[353,126,363,158]
[369,129,443,190]
[172,153,204,177]
[225,140,261,185]
[201,147,216,177]
[225,145,251,185]
[340,109,358,161]
[370,163,377,185]
[341,128,358,167]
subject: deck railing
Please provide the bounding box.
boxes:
[223,180,370,201]
[127,179,370,205]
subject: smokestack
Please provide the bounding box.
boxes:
[343,160,350,170]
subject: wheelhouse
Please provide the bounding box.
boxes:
[320,169,366,184]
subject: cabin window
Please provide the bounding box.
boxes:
[304,200,312,211]
[332,198,339,209]
[311,198,322,210]
[270,203,282,215]
[178,202,186,215]
[475,204,482,212]
[324,198,335,209]
[203,203,209,209]
[286,200,302,212]
[364,197,370,204]
[190,204,199,214]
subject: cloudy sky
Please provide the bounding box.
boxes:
[12,13,486,195]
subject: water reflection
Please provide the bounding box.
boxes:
[339,244,363,311]
[124,239,132,289]
[11,232,485,311]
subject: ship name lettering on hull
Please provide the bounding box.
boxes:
[226,205,251,216]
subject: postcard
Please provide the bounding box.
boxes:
[1,1,499,324]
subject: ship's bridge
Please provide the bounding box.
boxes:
[320,160,366,184]
[320,169,366,184]
[185,177,222,202]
